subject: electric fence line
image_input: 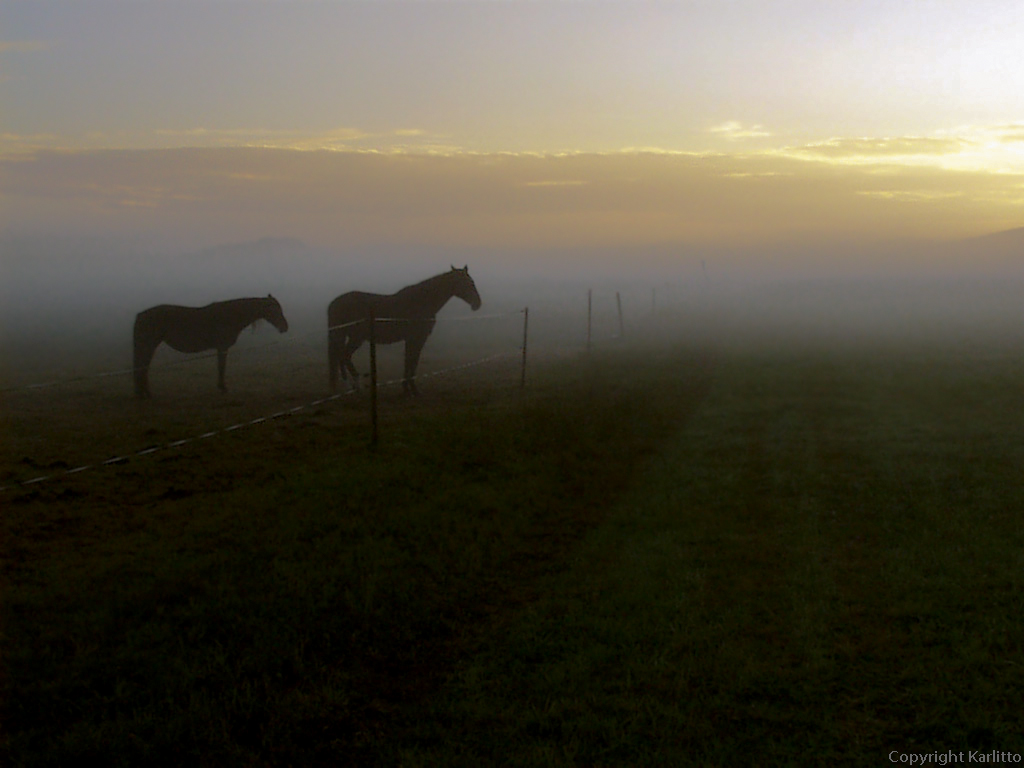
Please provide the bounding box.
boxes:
[2,311,522,393]
[0,349,519,493]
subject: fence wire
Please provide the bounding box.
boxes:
[2,311,521,394]
[0,348,520,494]
[1,302,624,492]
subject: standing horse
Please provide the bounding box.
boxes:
[133,295,289,398]
[328,266,482,394]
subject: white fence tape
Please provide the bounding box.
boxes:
[0,349,519,494]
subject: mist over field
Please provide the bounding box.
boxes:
[5,227,1024,388]
[9,2,1024,762]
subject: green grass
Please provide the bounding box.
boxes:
[381,342,1024,766]
[2,345,707,766]
[4,338,1024,766]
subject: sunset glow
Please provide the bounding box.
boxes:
[3,0,1024,261]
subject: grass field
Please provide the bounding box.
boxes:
[3,310,1024,766]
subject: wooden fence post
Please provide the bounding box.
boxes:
[616,291,624,339]
[586,289,592,353]
[368,306,378,449]
[520,307,529,388]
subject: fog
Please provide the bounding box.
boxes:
[5,229,1024,388]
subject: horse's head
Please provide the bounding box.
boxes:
[450,265,482,311]
[262,294,290,333]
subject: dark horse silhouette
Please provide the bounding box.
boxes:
[328,266,482,394]
[133,295,289,398]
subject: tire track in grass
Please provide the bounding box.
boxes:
[716,354,916,754]
[371,349,826,766]
[377,345,1024,766]
[340,348,719,766]
[681,356,837,754]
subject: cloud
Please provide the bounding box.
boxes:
[0,40,48,54]
[119,126,457,153]
[150,127,373,150]
[787,136,971,161]
[721,171,793,179]
[775,127,1024,175]
[855,189,965,202]
[521,180,589,188]
[991,124,1024,144]
[0,132,63,156]
[3,146,1023,253]
[709,121,772,140]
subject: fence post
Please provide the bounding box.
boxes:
[616,291,624,339]
[368,306,378,449]
[586,289,592,353]
[520,307,529,388]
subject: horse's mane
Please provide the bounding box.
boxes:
[395,270,455,298]
[206,296,276,309]
[207,296,279,330]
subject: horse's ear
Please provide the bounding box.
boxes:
[450,264,456,271]
[462,265,468,271]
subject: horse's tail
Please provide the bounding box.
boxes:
[328,317,350,392]
[133,311,159,398]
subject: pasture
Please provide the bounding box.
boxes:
[3,290,1024,766]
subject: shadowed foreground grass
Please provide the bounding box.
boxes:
[383,341,1024,766]
[4,340,1024,766]
[2,346,712,767]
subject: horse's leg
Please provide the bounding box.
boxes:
[132,315,160,399]
[403,336,427,395]
[217,349,228,393]
[328,329,341,391]
[342,339,361,391]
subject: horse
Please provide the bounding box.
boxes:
[133,295,289,398]
[328,266,482,394]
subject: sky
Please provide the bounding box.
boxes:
[3,0,1024,263]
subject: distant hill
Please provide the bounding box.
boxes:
[904,227,1024,278]
[954,227,1024,257]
